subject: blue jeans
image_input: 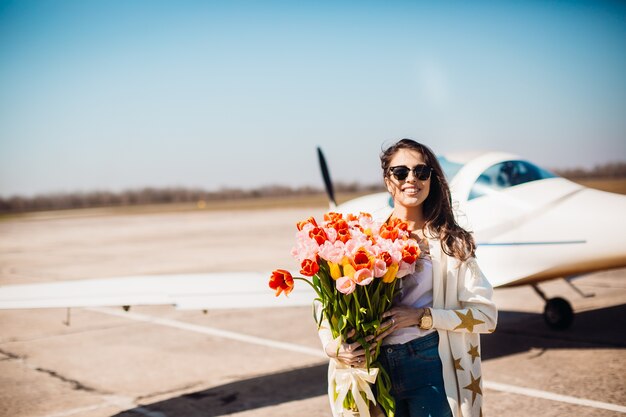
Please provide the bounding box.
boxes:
[378,332,453,417]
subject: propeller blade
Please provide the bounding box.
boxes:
[317,147,337,208]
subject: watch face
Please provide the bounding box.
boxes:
[421,316,433,329]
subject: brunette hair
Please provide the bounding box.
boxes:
[380,138,476,261]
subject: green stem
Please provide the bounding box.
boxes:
[292,276,313,287]
[363,286,373,320]
[352,291,361,333]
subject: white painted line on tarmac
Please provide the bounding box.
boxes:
[91,307,626,414]
[42,395,167,417]
[8,343,168,417]
[484,380,626,413]
[89,307,327,359]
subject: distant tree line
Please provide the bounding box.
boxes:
[0,182,384,214]
[3,162,625,214]
[552,161,626,179]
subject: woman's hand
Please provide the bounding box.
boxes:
[324,329,378,367]
[377,306,426,340]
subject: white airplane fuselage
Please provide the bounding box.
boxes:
[335,152,626,289]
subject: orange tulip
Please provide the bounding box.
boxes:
[300,259,319,277]
[331,220,351,243]
[379,251,393,267]
[324,212,343,222]
[296,216,318,231]
[380,218,409,240]
[390,218,409,231]
[352,249,372,271]
[401,245,420,264]
[336,229,350,243]
[269,269,294,297]
[379,224,398,240]
[309,227,328,245]
[331,219,349,231]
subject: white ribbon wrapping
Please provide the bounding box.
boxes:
[331,360,379,417]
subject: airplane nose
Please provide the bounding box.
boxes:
[565,188,626,272]
[474,183,626,289]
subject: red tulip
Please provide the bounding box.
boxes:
[300,259,319,277]
[401,245,419,264]
[309,227,328,245]
[269,269,294,297]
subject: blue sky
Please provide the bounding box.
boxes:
[1,0,625,197]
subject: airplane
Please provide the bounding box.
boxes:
[320,148,626,329]
[1,148,625,330]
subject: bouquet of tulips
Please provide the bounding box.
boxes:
[270,212,421,417]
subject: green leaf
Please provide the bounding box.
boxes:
[312,274,320,288]
[338,315,347,332]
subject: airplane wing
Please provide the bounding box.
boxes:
[3,148,624,330]
[0,273,317,310]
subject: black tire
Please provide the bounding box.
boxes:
[543,297,574,330]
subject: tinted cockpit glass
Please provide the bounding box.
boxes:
[469,160,556,200]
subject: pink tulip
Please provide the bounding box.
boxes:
[324,227,338,243]
[373,259,388,278]
[354,268,374,286]
[396,260,416,278]
[318,240,346,264]
[336,276,356,294]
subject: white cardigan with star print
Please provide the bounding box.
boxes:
[427,237,498,417]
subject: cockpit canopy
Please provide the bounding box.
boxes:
[437,156,557,200]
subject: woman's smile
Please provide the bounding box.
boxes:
[401,185,421,195]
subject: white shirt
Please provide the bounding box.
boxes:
[383,249,436,345]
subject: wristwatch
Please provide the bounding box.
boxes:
[419,308,433,330]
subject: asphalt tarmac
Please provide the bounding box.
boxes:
[0,208,625,417]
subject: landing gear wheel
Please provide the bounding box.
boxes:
[543,297,573,330]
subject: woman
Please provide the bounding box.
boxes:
[320,139,497,417]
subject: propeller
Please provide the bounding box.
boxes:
[317,147,337,209]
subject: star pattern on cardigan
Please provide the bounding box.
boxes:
[453,356,465,371]
[453,309,485,332]
[463,371,483,405]
[468,343,480,364]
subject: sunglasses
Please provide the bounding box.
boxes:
[388,164,433,181]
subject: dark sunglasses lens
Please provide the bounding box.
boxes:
[414,165,431,180]
[391,167,409,180]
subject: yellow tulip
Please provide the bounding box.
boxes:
[382,264,399,283]
[341,257,356,279]
[329,262,342,280]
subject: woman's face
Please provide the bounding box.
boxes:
[384,148,431,210]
